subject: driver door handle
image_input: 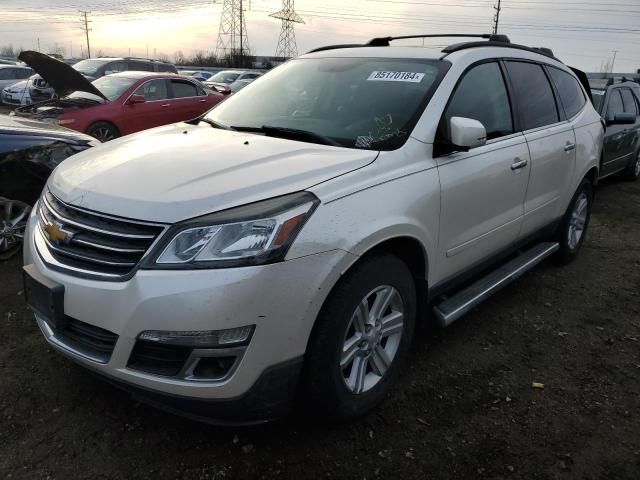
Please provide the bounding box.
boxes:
[511,158,528,171]
[161,104,171,108]
[564,143,576,152]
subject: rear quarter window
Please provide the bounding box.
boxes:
[548,67,586,119]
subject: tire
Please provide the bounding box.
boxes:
[86,121,119,142]
[300,254,417,422]
[0,197,31,260]
[555,178,593,265]
[623,149,640,181]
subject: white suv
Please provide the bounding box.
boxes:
[23,34,603,423]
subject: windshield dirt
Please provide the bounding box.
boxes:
[205,58,447,150]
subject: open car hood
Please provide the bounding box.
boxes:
[17,51,108,101]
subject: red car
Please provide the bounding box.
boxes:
[14,51,224,141]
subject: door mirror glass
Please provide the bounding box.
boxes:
[449,116,487,150]
[609,112,636,125]
[127,94,146,105]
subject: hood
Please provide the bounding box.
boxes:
[0,114,96,144]
[17,51,107,101]
[49,123,377,223]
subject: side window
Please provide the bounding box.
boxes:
[16,68,32,79]
[170,80,199,98]
[548,67,586,118]
[606,90,625,119]
[133,79,168,101]
[505,61,559,130]
[0,69,13,80]
[107,62,127,73]
[242,73,260,80]
[620,89,638,115]
[129,61,154,72]
[443,62,513,140]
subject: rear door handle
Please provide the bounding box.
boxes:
[198,99,207,103]
[564,143,576,152]
[511,158,528,171]
[160,104,171,108]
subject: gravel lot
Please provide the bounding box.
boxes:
[1,176,639,479]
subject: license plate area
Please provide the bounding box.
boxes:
[23,264,65,330]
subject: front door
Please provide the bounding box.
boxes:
[435,61,530,281]
[123,79,171,134]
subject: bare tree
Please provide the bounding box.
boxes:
[0,44,15,57]
[174,50,185,65]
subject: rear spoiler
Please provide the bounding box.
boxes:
[570,67,593,103]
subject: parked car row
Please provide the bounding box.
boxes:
[4,34,640,426]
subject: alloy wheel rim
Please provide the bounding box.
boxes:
[567,192,588,250]
[93,127,114,141]
[0,198,31,258]
[340,285,404,394]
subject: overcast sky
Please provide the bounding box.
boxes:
[2,0,639,72]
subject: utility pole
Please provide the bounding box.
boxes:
[611,50,619,73]
[36,38,40,52]
[493,0,502,35]
[79,10,92,58]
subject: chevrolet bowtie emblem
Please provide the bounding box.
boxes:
[44,222,69,243]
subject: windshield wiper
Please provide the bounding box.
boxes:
[231,125,341,147]
[197,118,234,130]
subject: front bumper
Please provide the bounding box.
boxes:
[24,206,356,420]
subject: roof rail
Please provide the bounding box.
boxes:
[442,41,559,61]
[366,33,510,47]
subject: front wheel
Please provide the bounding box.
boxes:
[555,178,593,264]
[86,121,119,142]
[300,254,416,421]
[0,197,31,260]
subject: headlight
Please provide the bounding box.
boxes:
[146,191,318,269]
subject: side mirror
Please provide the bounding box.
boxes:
[127,94,146,105]
[608,112,636,125]
[449,116,487,150]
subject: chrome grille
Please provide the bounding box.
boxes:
[37,192,165,278]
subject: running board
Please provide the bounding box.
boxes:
[433,242,559,327]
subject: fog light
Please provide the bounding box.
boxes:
[138,325,254,347]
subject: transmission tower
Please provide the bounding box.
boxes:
[270,0,304,59]
[215,0,250,65]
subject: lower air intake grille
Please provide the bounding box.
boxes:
[37,192,165,278]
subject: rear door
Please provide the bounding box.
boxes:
[122,79,171,134]
[505,61,577,236]
[435,61,531,280]
[602,88,632,175]
[619,88,640,163]
[168,79,208,121]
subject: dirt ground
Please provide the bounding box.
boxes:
[1,176,639,480]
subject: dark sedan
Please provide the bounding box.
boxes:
[0,115,97,259]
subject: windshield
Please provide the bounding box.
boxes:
[73,59,109,76]
[68,76,137,102]
[205,58,447,150]
[591,89,605,113]
[210,71,241,84]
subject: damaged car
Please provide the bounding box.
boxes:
[0,115,97,259]
[13,51,224,141]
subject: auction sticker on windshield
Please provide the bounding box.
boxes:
[367,71,425,82]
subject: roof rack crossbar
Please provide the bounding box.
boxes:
[366,33,510,47]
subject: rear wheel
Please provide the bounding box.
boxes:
[301,254,416,421]
[555,178,593,264]
[87,121,119,142]
[0,197,31,260]
[623,149,640,181]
